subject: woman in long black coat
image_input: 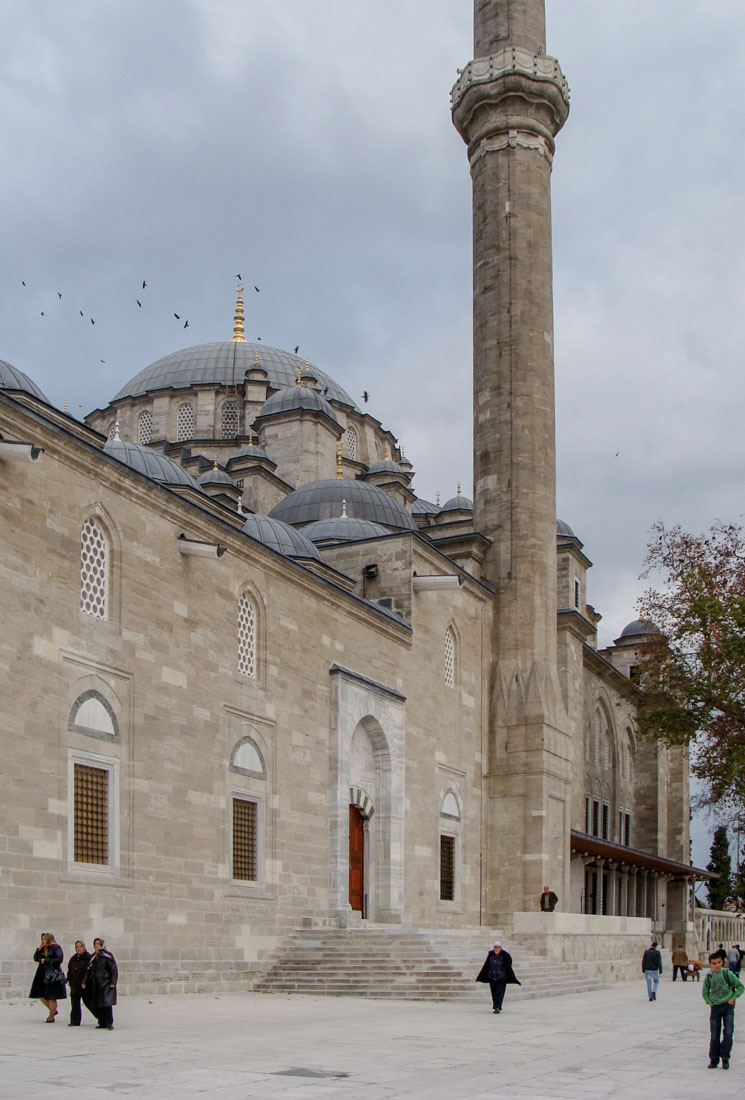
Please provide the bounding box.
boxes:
[29,932,67,1022]
[82,937,118,1030]
[66,941,92,1026]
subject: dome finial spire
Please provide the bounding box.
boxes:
[296,365,302,386]
[336,439,343,478]
[231,283,246,343]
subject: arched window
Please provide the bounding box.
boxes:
[345,425,357,461]
[237,593,257,678]
[230,732,267,884]
[444,627,455,688]
[80,517,108,619]
[593,712,600,766]
[138,410,152,445]
[221,401,239,438]
[176,403,194,442]
[439,788,461,902]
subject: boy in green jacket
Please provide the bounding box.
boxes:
[703,950,744,1069]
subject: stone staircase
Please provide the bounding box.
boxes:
[252,925,609,1002]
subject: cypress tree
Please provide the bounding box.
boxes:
[707,826,733,909]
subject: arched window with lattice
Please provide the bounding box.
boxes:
[444,627,455,688]
[138,410,152,445]
[237,593,257,678]
[221,401,239,438]
[345,425,357,461]
[80,517,108,619]
[176,403,194,442]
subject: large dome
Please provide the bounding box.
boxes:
[270,479,416,531]
[0,359,48,402]
[112,342,359,411]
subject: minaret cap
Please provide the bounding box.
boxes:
[231,284,246,343]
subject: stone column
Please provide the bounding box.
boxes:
[640,870,649,919]
[607,862,617,916]
[452,0,573,920]
[629,868,638,917]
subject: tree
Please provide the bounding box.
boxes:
[636,521,745,813]
[707,826,733,910]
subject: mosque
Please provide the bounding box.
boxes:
[0,1,708,997]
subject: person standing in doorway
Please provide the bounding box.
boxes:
[672,944,689,981]
[703,950,744,1069]
[540,886,558,912]
[82,938,118,1030]
[642,940,663,1001]
[476,941,520,1014]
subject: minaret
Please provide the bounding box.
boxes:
[452,1,572,917]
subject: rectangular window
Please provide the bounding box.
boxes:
[585,796,591,834]
[619,810,624,844]
[440,835,455,901]
[602,803,610,841]
[592,799,600,838]
[233,797,258,881]
[68,750,118,872]
[624,812,631,847]
[574,578,581,609]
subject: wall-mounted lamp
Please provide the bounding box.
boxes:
[0,440,43,462]
[412,574,464,592]
[178,534,226,559]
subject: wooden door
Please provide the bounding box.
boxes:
[349,805,364,913]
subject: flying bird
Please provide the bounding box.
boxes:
[294,346,299,354]
[362,391,369,403]
[174,313,180,320]
[183,320,189,329]
[142,280,147,289]
[21,280,26,286]
[136,300,142,307]
[235,273,242,280]
[57,292,62,299]
[40,311,44,316]
[254,286,260,293]
[90,318,95,325]
[80,311,84,317]
[100,360,105,364]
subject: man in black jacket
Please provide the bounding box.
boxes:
[476,942,521,1013]
[642,941,663,1001]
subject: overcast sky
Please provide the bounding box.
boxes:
[3,1,743,871]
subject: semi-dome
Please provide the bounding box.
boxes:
[258,385,338,423]
[556,518,576,538]
[197,465,236,489]
[270,479,416,531]
[103,438,202,490]
[618,619,660,640]
[0,359,49,402]
[241,513,323,561]
[366,458,403,475]
[112,342,359,410]
[412,498,440,516]
[441,491,473,512]
[302,516,390,543]
[231,443,271,461]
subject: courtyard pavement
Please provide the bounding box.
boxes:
[1,978,741,1099]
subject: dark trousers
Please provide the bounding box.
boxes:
[69,994,82,1025]
[489,979,507,1011]
[97,1005,114,1028]
[672,965,687,981]
[709,1003,735,1064]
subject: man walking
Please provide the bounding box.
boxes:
[703,950,744,1069]
[539,886,558,912]
[642,940,663,1001]
[476,941,520,1014]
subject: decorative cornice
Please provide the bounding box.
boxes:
[451,47,569,110]
[469,130,553,167]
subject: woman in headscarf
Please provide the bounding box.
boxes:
[29,932,67,1022]
[82,937,118,1030]
[66,940,92,1025]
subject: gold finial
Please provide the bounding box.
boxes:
[457,482,461,497]
[401,446,405,458]
[336,439,343,478]
[436,490,441,506]
[230,283,246,343]
[213,455,219,470]
[296,365,302,386]
[63,400,68,413]
[384,443,391,461]
[254,350,259,363]
[248,427,254,446]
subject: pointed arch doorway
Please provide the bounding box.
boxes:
[349,805,365,915]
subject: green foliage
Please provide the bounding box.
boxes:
[637,521,745,812]
[707,826,733,909]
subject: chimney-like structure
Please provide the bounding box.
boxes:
[452,1,572,918]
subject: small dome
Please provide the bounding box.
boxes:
[0,359,49,402]
[270,479,416,531]
[412,497,440,516]
[197,465,236,488]
[231,443,270,461]
[103,438,202,490]
[618,619,660,640]
[113,341,359,410]
[556,518,576,538]
[366,458,402,475]
[441,491,473,512]
[303,516,390,542]
[241,513,323,561]
[258,385,338,423]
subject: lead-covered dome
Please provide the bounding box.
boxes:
[103,438,202,490]
[258,385,338,422]
[241,513,323,561]
[303,516,390,542]
[270,479,416,531]
[0,359,49,402]
[112,342,359,410]
[618,619,660,639]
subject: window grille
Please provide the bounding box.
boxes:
[107,421,117,440]
[237,595,256,677]
[624,812,631,846]
[74,763,109,864]
[603,734,611,771]
[221,402,239,438]
[592,799,600,838]
[440,835,455,900]
[345,426,357,460]
[80,517,108,619]
[176,403,194,441]
[585,796,592,834]
[593,714,600,765]
[444,628,455,687]
[233,797,258,880]
[138,410,152,444]
[602,802,610,840]
[574,578,581,608]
